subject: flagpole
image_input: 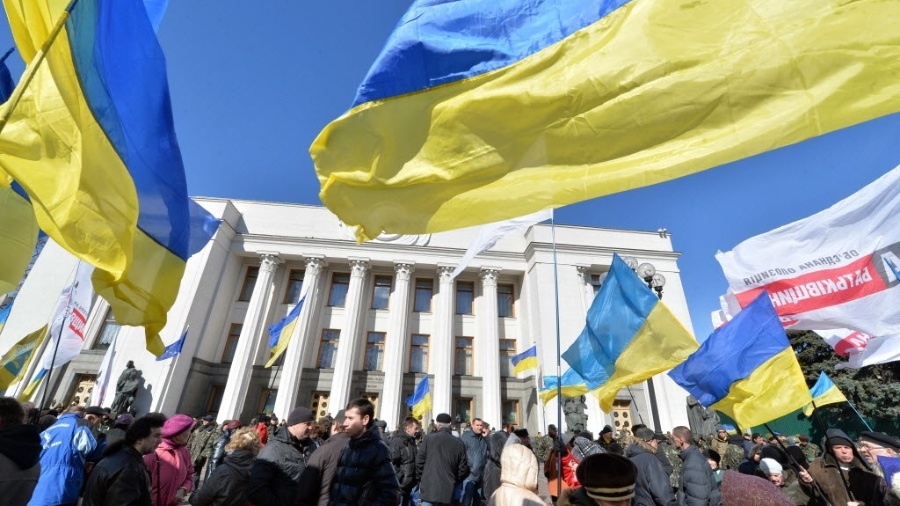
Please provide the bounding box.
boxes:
[846,401,874,432]
[625,386,646,426]
[550,210,564,499]
[39,309,68,409]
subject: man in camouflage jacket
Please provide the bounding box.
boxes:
[188,415,220,489]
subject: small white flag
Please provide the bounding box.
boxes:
[451,209,552,280]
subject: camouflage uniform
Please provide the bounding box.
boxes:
[710,437,729,460]
[532,435,553,462]
[723,443,744,470]
[659,439,682,490]
[800,442,821,464]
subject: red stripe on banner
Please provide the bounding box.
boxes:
[734,254,889,315]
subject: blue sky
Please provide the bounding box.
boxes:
[2,0,899,338]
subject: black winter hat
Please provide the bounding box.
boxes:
[577,453,637,502]
[286,407,314,426]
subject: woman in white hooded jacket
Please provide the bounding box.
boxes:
[489,443,546,506]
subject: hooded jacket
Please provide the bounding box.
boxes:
[328,424,399,506]
[189,449,255,506]
[627,441,677,506]
[803,429,897,506]
[29,412,98,506]
[488,444,544,506]
[0,423,42,506]
[483,431,509,501]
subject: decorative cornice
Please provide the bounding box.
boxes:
[259,252,282,272]
[349,258,370,279]
[305,257,327,275]
[479,268,501,286]
[394,262,415,280]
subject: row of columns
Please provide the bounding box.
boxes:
[218,254,506,429]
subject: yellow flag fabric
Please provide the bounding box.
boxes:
[313,0,900,241]
[0,325,47,390]
[0,185,38,295]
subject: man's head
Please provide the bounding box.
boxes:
[84,406,106,427]
[482,422,490,436]
[127,413,166,454]
[752,433,765,445]
[635,427,659,450]
[374,419,387,434]
[435,413,452,430]
[342,398,375,439]
[548,424,557,438]
[0,397,25,427]
[858,431,900,466]
[286,406,315,440]
[330,410,347,435]
[514,428,530,447]
[470,418,484,436]
[760,458,784,486]
[503,423,516,433]
[600,425,614,442]
[201,414,214,426]
[716,426,728,440]
[798,434,809,446]
[672,426,694,450]
[576,453,637,506]
[403,416,419,437]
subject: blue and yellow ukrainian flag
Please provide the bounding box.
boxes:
[265,296,305,368]
[0,325,46,391]
[562,254,698,412]
[312,0,900,241]
[803,372,847,416]
[539,368,589,405]
[0,0,218,355]
[0,302,11,334]
[670,292,813,429]
[19,367,46,401]
[406,375,432,420]
[512,345,538,375]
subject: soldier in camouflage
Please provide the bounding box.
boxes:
[722,435,746,470]
[659,434,682,490]
[798,434,820,464]
[188,415,220,489]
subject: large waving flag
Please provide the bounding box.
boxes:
[0,325,47,391]
[406,375,432,420]
[312,0,900,241]
[539,368,589,405]
[511,345,538,375]
[562,254,698,411]
[803,372,847,416]
[265,296,305,368]
[0,0,219,355]
[716,165,900,338]
[669,292,812,429]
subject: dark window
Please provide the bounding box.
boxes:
[455,337,474,375]
[365,332,386,370]
[221,323,242,363]
[414,278,433,312]
[456,281,474,315]
[498,283,514,317]
[328,273,350,307]
[239,266,259,302]
[283,269,305,304]
[409,334,429,373]
[318,329,340,368]
[372,275,392,309]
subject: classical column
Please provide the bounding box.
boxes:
[432,265,456,416]
[218,253,280,420]
[379,262,414,428]
[329,258,369,413]
[273,256,326,418]
[479,268,502,428]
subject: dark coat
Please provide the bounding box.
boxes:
[82,445,153,506]
[0,423,41,506]
[328,425,399,506]
[677,445,722,506]
[460,428,488,482]
[415,426,470,503]
[248,428,317,506]
[804,452,897,506]
[388,431,418,492]
[207,428,234,477]
[483,431,509,502]
[189,449,255,506]
[627,442,677,506]
[297,431,351,506]
[557,488,596,506]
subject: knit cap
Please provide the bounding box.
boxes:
[287,406,314,426]
[760,458,783,476]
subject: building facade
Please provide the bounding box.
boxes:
[0,199,696,435]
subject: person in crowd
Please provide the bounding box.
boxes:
[710,427,730,463]
[558,453,637,506]
[782,436,810,471]
[256,414,270,446]
[104,413,135,453]
[803,428,896,506]
[488,443,544,506]
[738,443,765,475]
[759,457,808,505]
[672,426,722,506]
[597,425,615,451]
[188,415,219,489]
[207,420,241,478]
[702,449,724,487]
[484,426,510,502]
[858,431,900,477]
[416,412,469,506]
[0,397,41,506]
[388,416,420,506]
[29,405,98,506]
[248,406,317,506]
[797,435,820,464]
[328,399,399,505]
[82,413,166,506]
[269,416,280,437]
[189,427,260,506]
[296,409,351,506]
[145,413,194,506]
[627,427,676,506]
[37,412,57,432]
[460,417,488,506]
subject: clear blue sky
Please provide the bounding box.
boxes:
[2,1,899,338]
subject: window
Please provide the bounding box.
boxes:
[409,334,429,373]
[239,266,259,302]
[93,308,120,350]
[498,283,514,317]
[318,329,340,368]
[455,337,474,376]
[372,275,392,309]
[310,391,330,419]
[456,281,474,315]
[328,273,350,307]
[207,385,225,414]
[590,273,606,296]
[454,397,473,423]
[502,399,519,425]
[414,278,433,312]
[364,332,386,371]
[258,388,277,415]
[283,269,305,304]
[499,339,516,376]
[221,323,242,363]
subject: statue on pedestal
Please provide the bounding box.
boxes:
[686,395,720,437]
[111,360,142,415]
[562,395,588,435]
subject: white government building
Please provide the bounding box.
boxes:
[1,198,696,435]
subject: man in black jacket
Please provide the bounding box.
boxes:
[416,412,469,506]
[82,413,166,506]
[249,406,317,506]
[0,398,41,506]
[672,426,722,506]
[627,427,676,506]
[328,398,399,505]
[389,416,420,506]
[460,417,487,506]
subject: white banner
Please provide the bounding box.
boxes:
[450,209,552,280]
[41,262,95,369]
[95,334,116,406]
[716,165,900,337]
[835,334,900,370]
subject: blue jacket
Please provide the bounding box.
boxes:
[460,429,487,482]
[28,413,98,506]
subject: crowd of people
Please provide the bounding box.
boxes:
[2,394,899,506]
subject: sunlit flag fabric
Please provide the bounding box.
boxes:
[265,296,305,368]
[156,327,188,362]
[0,302,11,334]
[0,325,46,391]
[0,0,219,355]
[802,372,847,416]
[562,254,698,412]
[406,375,432,420]
[19,367,45,401]
[511,345,538,375]
[539,368,589,405]
[669,292,812,429]
[311,0,900,242]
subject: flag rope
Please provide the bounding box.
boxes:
[550,210,564,498]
